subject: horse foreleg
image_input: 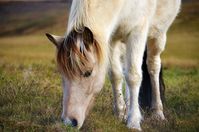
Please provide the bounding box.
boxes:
[147,33,166,120]
[109,41,126,120]
[125,23,149,130]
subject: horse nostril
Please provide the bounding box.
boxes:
[62,117,78,127]
[71,118,78,127]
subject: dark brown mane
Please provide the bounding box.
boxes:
[57,27,102,79]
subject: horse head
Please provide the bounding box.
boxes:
[46,27,106,128]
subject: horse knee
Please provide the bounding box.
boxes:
[109,69,123,84]
[148,34,166,55]
[125,67,142,87]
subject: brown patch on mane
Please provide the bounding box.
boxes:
[57,28,102,79]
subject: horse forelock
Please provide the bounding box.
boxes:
[57,29,103,80]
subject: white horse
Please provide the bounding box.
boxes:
[46,0,181,130]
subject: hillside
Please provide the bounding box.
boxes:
[0,1,70,36]
[0,0,198,36]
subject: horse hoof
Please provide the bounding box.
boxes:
[117,112,125,121]
[127,122,142,131]
[114,104,126,121]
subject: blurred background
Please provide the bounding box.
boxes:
[0,0,198,131]
[0,0,198,67]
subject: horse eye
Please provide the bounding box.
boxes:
[83,70,92,77]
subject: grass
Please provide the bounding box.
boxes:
[0,1,199,132]
[0,35,55,64]
[162,31,199,68]
[0,56,198,131]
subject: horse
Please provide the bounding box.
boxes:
[46,0,181,130]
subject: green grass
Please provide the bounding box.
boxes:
[0,1,199,132]
[0,36,55,64]
[0,58,198,131]
[162,31,199,68]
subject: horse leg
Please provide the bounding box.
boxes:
[147,33,166,120]
[125,23,148,130]
[109,41,126,120]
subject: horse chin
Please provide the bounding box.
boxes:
[77,116,85,129]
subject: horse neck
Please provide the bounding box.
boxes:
[67,0,124,41]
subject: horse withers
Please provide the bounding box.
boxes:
[46,0,181,130]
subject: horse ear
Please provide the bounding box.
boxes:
[83,27,94,45]
[46,33,64,48]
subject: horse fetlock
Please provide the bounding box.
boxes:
[114,102,126,120]
[151,109,165,121]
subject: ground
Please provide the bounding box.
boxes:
[0,1,199,132]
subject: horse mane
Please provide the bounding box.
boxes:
[57,28,103,79]
[67,0,90,32]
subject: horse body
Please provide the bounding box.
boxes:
[46,0,181,130]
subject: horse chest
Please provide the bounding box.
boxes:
[112,16,142,43]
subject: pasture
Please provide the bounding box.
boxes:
[0,1,199,131]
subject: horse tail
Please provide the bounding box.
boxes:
[139,50,165,109]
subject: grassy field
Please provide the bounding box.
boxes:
[0,1,199,132]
